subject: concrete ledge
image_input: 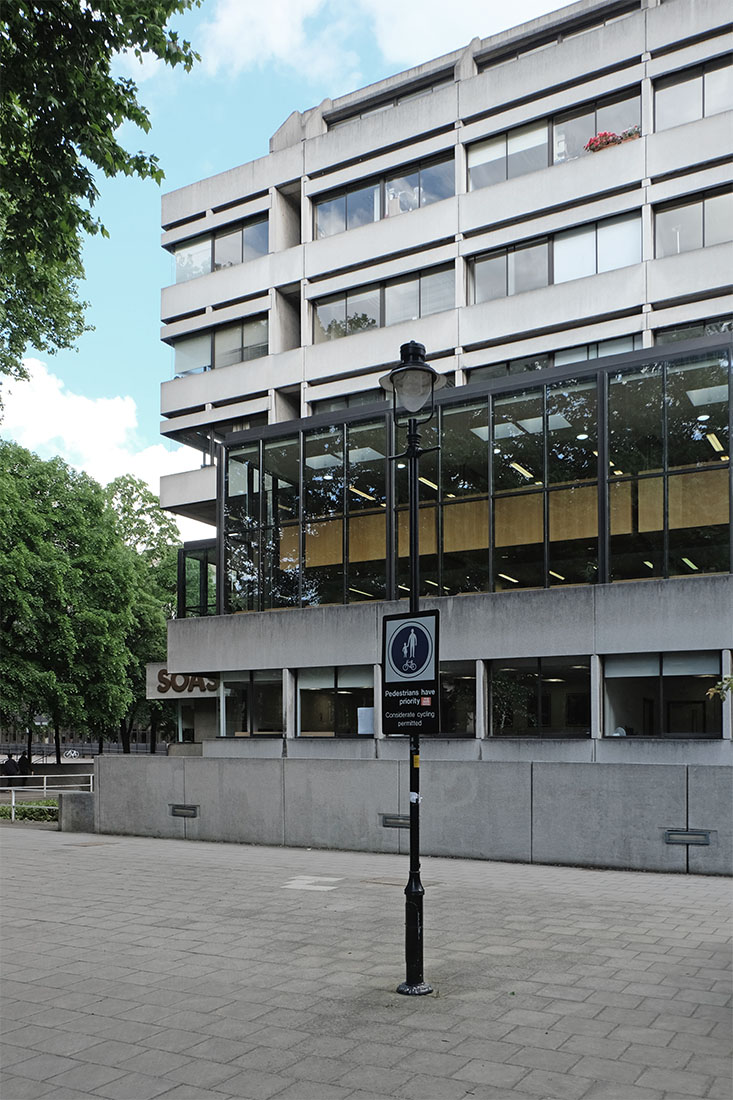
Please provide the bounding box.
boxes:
[58,792,95,833]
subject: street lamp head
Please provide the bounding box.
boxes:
[380,341,446,418]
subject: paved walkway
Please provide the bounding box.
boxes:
[0,828,730,1100]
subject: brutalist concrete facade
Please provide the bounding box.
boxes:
[104,0,733,872]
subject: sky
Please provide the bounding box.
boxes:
[1,0,563,540]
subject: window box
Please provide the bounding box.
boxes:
[585,126,640,152]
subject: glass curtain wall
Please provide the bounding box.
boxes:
[222,348,731,611]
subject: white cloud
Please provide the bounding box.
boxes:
[355,0,562,68]
[198,0,361,88]
[196,0,560,87]
[1,360,212,542]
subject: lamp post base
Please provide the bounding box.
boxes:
[396,980,433,996]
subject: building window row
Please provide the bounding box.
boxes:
[655,189,732,259]
[222,348,730,613]
[215,649,724,739]
[655,55,732,132]
[468,91,640,189]
[473,213,641,302]
[313,265,454,343]
[173,316,269,376]
[314,155,454,239]
[173,216,269,284]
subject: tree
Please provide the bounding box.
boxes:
[104,476,181,751]
[0,2,199,382]
[0,442,135,763]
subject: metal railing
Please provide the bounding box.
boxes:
[1,772,94,822]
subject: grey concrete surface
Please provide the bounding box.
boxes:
[57,792,95,834]
[1,828,730,1100]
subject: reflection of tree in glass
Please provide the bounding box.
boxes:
[323,312,378,340]
[492,671,537,733]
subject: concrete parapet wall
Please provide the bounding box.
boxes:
[94,754,732,874]
[58,792,95,833]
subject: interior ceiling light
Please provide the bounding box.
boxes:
[397,461,407,469]
[445,492,456,498]
[549,570,565,580]
[576,433,589,440]
[348,446,384,462]
[398,584,410,592]
[613,469,624,475]
[348,486,376,501]
[518,414,571,434]
[348,587,374,598]
[425,580,439,587]
[682,557,699,571]
[494,447,501,455]
[498,573,519,584]
[644,560,654,569]
[706,432,724,452]
[686,384,727,407]
[696,413,710,422]
[305,453,341,469]
[418,476,438,490]
[543,677,565,682]
[721,454,729,461]
[509,461,534,479]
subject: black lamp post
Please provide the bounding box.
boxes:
[381,340,445,996]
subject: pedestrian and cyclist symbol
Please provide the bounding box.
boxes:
[386,620,434,680]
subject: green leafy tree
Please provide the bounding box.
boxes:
[0,1,199,382]
[0,442,135,764]
[104,476,181,752]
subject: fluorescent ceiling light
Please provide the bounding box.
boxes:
[470,425,490,440]
[706,432,724,452]
[576,433,589,440]
[509,462,534,479]
[425,580,439,587]
[498,573,519,584]
[348,447,384,462]
[398,584,410,592]
[418,476,438,490]
[685,385,727,407]
[348,486,376,501]
[397,461,406,469]
[494,422,522,439]
[306,453,341,469]
[643,560,654,569]
[682,557,698,571]
[348,587,374,598]
[696,413,710,422]
[549,570,565,580]
[543,678,565,682]
[517,414,571,434]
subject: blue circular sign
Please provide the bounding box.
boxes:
[388,622,432,678]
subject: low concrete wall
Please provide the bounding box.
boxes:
[58,791,95,833]
[93,754,732,874]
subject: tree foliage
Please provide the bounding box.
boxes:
[0,1,199,381]
[0,448,179,757]
[0,441,136,760]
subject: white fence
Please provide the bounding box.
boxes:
[1,773,94,821]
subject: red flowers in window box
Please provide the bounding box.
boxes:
[585,125,641,152]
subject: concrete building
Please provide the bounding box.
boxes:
[117,0,732,872]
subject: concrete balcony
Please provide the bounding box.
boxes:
[160,465,217,525]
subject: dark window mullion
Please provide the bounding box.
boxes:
[298,432,305,607]
[542,384,550,587]
[342,424,348,604]
[487,394,494,592]
[597,372,609,583]
[662,362,670,578]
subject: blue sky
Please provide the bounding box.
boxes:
[2,0,559,536]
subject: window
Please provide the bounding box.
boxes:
[491,657,591,737]
[440,662,476,737]
[473,214,640,302]
[655,57,733,132]
[315,155,454,239]
[604,653,722,738]
[314,266,453,342]
[173,332,212,376]
[174,236,211,283]
[655,190,733,257]
[179,542,216,617]
[467,92,640,189]
[174,318,268,377]
[656,316,733,344]
[173,216,268,283]
[223,671,283,736]
[298,667,374,737]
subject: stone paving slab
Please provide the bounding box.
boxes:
[0,828,730,1100]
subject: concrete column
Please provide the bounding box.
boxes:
[284,668,297,738]
[475,659,488,738]
[373,663,384,738]
[590,654,602,739]
[722,650,732,741]
[301,177,312,245]
[454,131,467,197]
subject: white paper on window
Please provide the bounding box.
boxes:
[553,225,596,283]
[597,214,641,273]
